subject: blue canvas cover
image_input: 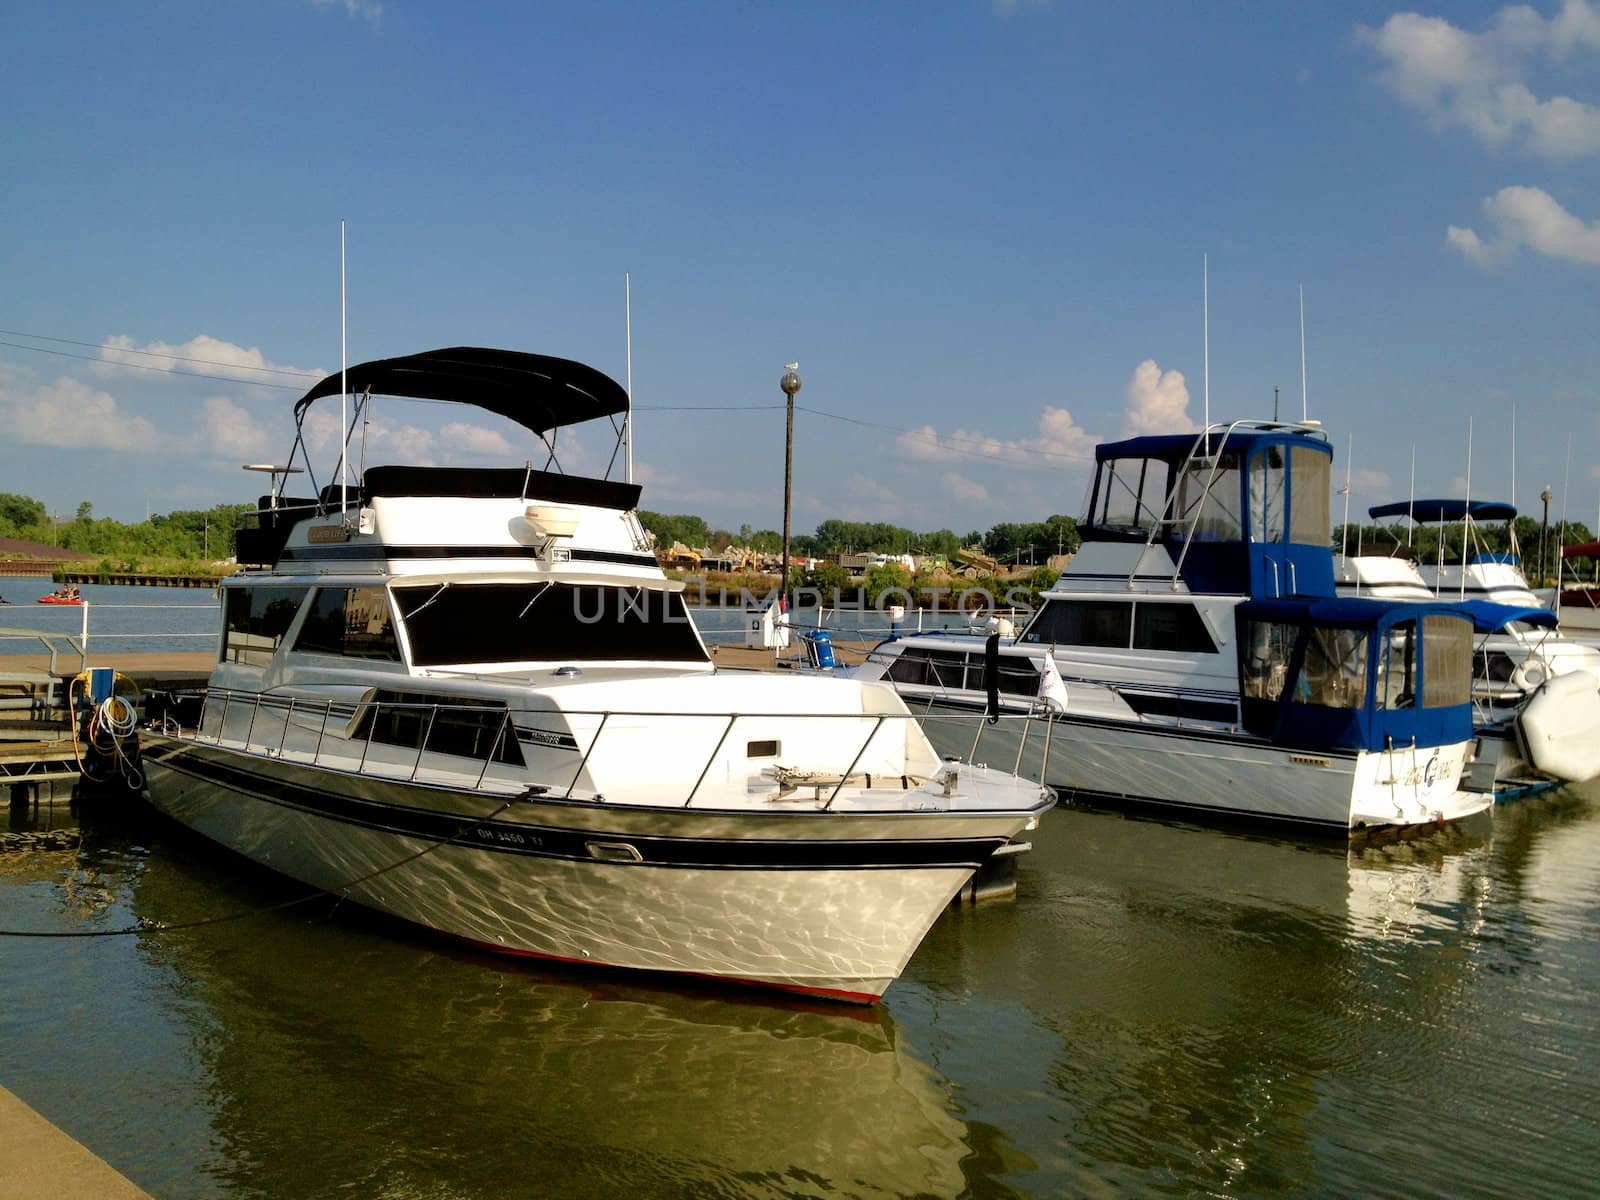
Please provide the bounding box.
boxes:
[1088,426,1335,599]
[1236,597,1474,753]
[1368,499,1518,523]
[1459,600,1558,633]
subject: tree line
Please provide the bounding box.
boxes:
[639,511,1083,564]
[0,492,255,573]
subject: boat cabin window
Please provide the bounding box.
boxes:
[395,583,708,666]
[1377,620,1416,709]
[1289,446,1331,544]
[1240,620,1296,701]
[883,647,1040,695]
[1092,458,1161,533]
[294,587,401,661]
[1421,614,1472,707]
[1293,627,1368,710]
[1132,602,1217,653]
[1022,599,1132,649]
[222,586,309,666]
[349,691,525,766]
[1249,447,1286,543]
[1172,452,1243,543]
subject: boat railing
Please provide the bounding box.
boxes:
[165,687,1052,810]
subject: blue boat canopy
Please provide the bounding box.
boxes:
[1368,499,1518,523]
[1236,595,1475,753]
[1084,423,1336,599]
[1459,600,1558,633]
[1094,427,1328,465]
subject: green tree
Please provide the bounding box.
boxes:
[862,562,913,607]
[0,493,47,536]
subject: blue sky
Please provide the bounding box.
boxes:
[3,1,1598,537]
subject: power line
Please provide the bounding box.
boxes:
[0,339,307,391]
[0,328,320,378]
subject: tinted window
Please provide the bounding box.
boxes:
[1172,452,1243,542]
[1240,620,1296,701]
[1378,621,1417,709]
[350,692,524,766]
[294,587,400,660]
[1023,600,1131,648]
[1132,603,1217,653]
[396,583,707,665]
[885,648,970,689]
[1290,446,1331,545]
[1294,627,1368,710]
[1422,614,1472,707]
[1249,446,1286,543]
[222,586,308,665]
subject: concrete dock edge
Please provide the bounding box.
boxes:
[0,1084,154,1199]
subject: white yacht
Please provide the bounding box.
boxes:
[855,420,1493,834]
[139,348,1052,1003]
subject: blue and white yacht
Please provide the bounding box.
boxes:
[1338,499,1600,793]
[856,420,1493,833]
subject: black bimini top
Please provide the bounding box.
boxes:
[292,347,629,437]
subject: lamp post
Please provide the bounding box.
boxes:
[779,364,802,599]
[1540,485,1553,585]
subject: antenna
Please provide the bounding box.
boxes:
[624,272,634,485]
[1202,254,1210,430]
[1298,284,1308,422]
[1407,446,1416,548]
[1340,433,1353,558]
[1462,417,1473,598]
[1510,402,1517,509]
[340,219,347,518]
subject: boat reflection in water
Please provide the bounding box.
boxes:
[124,839,985,1200]
[897,802,1529,1198]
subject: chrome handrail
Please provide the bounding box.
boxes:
[164,685,1054,803]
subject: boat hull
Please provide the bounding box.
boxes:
[910,700,1488,832]
[140,734,1029,1001]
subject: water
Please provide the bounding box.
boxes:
[2,788,1597,1198]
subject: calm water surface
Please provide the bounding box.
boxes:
[2,784,1597,1199]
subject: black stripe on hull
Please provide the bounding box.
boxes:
[143,741,1005,870]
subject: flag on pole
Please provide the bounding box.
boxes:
[1037,653,1067,712]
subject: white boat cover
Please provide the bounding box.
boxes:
[1517,669,1600,782]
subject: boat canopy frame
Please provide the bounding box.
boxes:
[281,348,633,519]
[1081,420,1335,599]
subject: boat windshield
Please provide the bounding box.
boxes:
[395,583,709,666]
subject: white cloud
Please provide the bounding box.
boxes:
[194,396,272,459]
[895,406,1096,468]
[1351,468,1394,497]
[844,473,908,520]
[1360,3,1600,157]
[312,0,382,28]
[0,374,159,450]
[302,406,444,467]
[1449,185,1600,266]
[97,334,322,386]
[942,472,990,503]
[1121,359,1196,436]
[439,421,515,459]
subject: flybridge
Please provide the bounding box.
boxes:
[235,349,643,570]
[1080,420,1336,599]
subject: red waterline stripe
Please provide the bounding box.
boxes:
[451,931,882,1005]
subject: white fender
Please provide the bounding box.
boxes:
[1517,669,1600,782]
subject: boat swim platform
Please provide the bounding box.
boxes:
[0,1084,154,1200]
